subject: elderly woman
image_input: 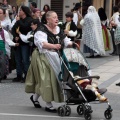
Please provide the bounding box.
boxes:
[25,11,76,112]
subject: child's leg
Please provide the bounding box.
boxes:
[91,79,98,88]
[86,85,107,101]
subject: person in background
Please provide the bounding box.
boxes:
[64,12,78,42]
[0,2,3,7]
[12,6,33,83]
[40,10,45,19]
[32,8,41,20]
[98,7,111,51]
[109,6,120,55]
[0,8,11,31]
[82,6,105,58]
[16,19,41,55]
[43,4,50,13]
[11,6,17,21]
[0,8,14,78]
[73,2,82,47]
[2,0,12,20]
[41,4,50,24]
[30,2,37,15]
[0,22,19,82]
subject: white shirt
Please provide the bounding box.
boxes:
[1,18,11,31]
[0,29,16,58]
[111,12,120,27]
[73,12,78,26]
[34,26,72,53]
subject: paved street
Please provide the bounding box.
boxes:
[0,52,120,120]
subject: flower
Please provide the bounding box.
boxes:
[58,21,65,30]
[58,22,63,25]
[56,36,60,43]
[56,36,60,40]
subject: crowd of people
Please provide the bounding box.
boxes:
[0,0,120,113]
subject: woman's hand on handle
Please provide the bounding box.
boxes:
[73,42,80,50]
[54,44,61,50]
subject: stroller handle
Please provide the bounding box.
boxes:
[72,42,80,50]
[74,75,100,82]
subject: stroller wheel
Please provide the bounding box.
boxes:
[85,105,93,113]
[65,106,71,116]
[57,106,66,116]
[84,110,92,120]
[104,110,112,119]
[77,104,84,115]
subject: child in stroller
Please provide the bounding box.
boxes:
[62,47,107,101]
[75,76,107,102]
[57,47,112,120]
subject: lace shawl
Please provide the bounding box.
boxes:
[82,6,105,55]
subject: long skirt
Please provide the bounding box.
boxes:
[9,47,16,72]
[0,51,9,79]
[102,26,111,51]
[83,44,95,54]
[25,49,63,103]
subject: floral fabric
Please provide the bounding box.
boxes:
[63,48,89,69]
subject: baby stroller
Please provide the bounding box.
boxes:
[57,48,113,120]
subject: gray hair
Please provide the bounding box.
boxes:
[46,11,56,18]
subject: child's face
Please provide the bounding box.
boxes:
[31,23,37,31]
[66,17,72,22]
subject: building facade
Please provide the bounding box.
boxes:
[0,0,119,21]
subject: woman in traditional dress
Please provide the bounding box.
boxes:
[0,7,15,78]
[25,11,77,112]
[98,7,111,51]
[0,7,16,71]
[0,23,19,82]
[82,6,105,58]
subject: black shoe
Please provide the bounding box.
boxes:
[3,75,7,80]
[109,52,117,56]
[94,55,101,58]
[21,79,25,83]
[45,107,57,113]
[116,82,120,86]
[30,95,41,108]
[86,55,94,58]
[21,74,26,83]
[21,77,25,83]
[12,77,22,82]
